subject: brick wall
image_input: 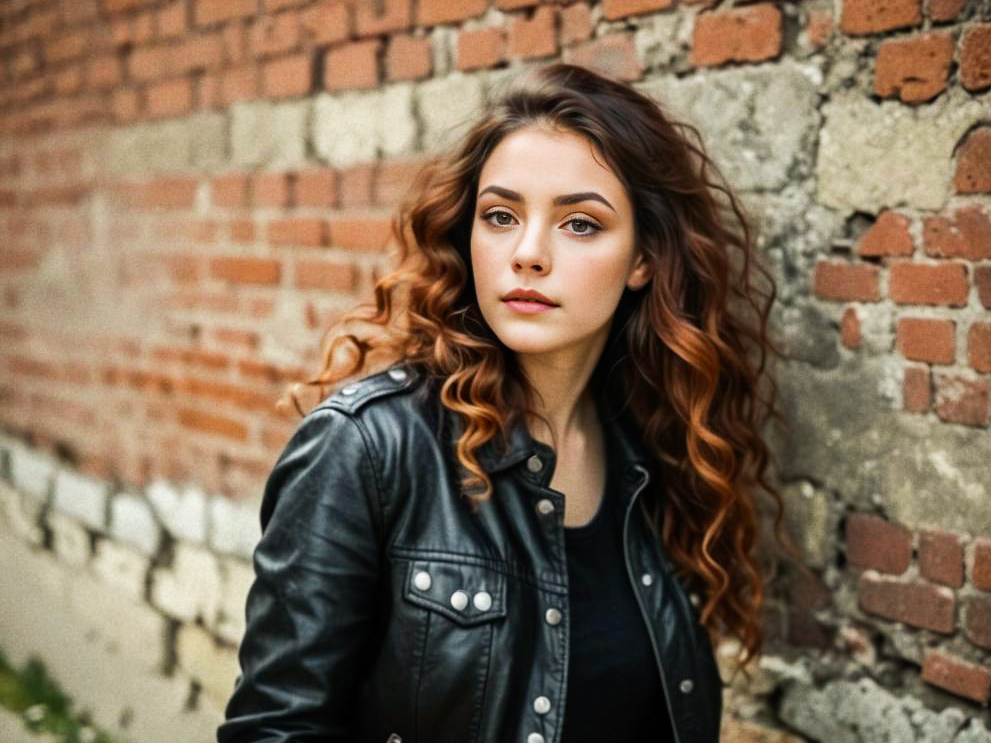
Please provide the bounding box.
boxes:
[1,1,990,742]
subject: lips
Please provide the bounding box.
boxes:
[501,288,559,306]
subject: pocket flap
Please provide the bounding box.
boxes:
[403,559,507,627]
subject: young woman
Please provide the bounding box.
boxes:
[217,62,778,743]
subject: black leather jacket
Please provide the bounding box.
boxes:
[218,364,722,743]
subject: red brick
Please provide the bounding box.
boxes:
[376,158,426,206]
[924,206,991,260]
[563,33,642,82]
[955,128,991,195]
[457,27,506,71]
[198,73,221,109]
[157,2,187,38]
[841,307,861,350]
[173,33,225,74]
[601,0,674,20]
[294,259,358,291]
[969,324,991,373]
[222,66,259,105]
[264,0,307,9]
[249,13,300,58]
[889,263,968,307]
[146,78,193,118]
[87,55,122,89]
[195,0,257,26]
[252,173,290,207]
[262,53,312,99]
[858,210,914,257]
[805,8,833,49]
[112,88,141,121]
[919,530,963,588]
[840,0,922,35]
[213,174,249,208]
[230,218,255,243]
[144,177,198,209]
[875,32,953,104]
[356,0,412,35]
[177,408,248,441]
[496,0,539,8]
[963,594,991,650]
[929,0,967,21]
[509,6,558,60]
[921,652,991,705]
[692,4,782,68]
[268,217,328,247]
[973,538,991,591]
[222,21,249,63]
[418,0,488,25]
[128,46,171,82]
[54,67,83,96]
[896,317,955,365]
[960,24,991,93]
[328,216,394,251]
[324,40,380,91]
[934,373,990,427]
[299,2,351,46]
[46,31,90,64]
[294,169,338,207]
[339,164,376,208]
[210,256,281,285]
[858,573,955,633]
[903,366,931,413]
[560,3,593,45]
[846,513,913,575]
[386,34,432,82]
[977,266,991,310]
[813,261,880,302]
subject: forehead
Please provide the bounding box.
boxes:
[477,126,625,198]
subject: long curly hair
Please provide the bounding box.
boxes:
[286,62,780,666]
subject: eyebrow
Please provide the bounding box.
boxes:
[477,185,616,213]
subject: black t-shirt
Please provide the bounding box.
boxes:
[559,438,675,743]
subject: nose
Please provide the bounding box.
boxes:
[510,222,551,275]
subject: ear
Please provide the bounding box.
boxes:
[626,253,652,291]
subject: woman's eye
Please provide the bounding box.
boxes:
[566,218,601,236]
[481,210,601,237]
[486,210,514,227]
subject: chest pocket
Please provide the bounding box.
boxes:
[403,559,507,627]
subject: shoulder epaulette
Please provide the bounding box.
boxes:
[321,364,418,415]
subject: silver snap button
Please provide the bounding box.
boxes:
[413,570,431,591]
[526,455,543,473]
[641,573,654,587]
[544,608,562,626]
[533,695,551,714]
[679,678,694,694]
[388,368,407,381]
[536,498,554,515]
[527,734,545,743]
[340,385,358,396]
[473,591,493,611]
[450,590,469,612]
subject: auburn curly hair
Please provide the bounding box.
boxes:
[285,62,781,667]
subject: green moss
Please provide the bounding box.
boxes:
[0,649,123,743]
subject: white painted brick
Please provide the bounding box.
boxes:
[214,557,254,645]
[231,100,308,168]
[147,479,207,544]
[110,492,162,556]
[151,542,222,623]
[416,71,485,152]
[312,90,380,167]
[0,480,46,546]
[9,444,56,500]
[48,511,91,568]
[53,468,108,530]
[175,623,240,710]
[188,111,227,170]
[379,82,418,159]
[208,494,260,559]
[91,537,150,601]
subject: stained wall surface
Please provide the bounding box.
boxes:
[0,0,989,741]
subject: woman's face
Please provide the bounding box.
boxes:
[470,125,650,364]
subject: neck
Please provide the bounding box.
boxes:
[516,344,604,448]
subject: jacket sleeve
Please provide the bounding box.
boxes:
[217,406,385,743]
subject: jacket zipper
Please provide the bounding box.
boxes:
[622,464,684,743]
